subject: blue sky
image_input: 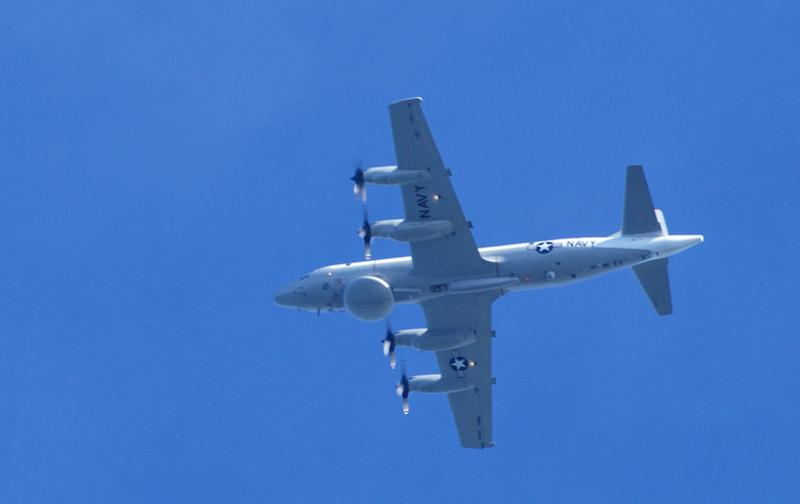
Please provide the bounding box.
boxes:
[1,2,798,502]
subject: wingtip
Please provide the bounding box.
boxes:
[390,97,422,106]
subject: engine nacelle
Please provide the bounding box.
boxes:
[363,166,430,186]
[343,276,394,322]
[395,329,476,352]
[408,374,475,394]
[371,219,453,242]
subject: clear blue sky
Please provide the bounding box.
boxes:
[1,2,798,503]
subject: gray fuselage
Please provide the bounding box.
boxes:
[273,233,703,314]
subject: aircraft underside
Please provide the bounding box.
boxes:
[274,98,702,448]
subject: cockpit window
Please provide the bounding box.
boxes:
[299,275,309,280]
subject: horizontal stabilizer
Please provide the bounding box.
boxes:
[632,258,672,315]
[622,166,662,235]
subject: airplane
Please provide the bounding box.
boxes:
[274,97,703,449]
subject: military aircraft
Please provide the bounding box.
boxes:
[274,98,703,449]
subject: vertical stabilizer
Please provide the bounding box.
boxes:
[632,258,672,315]
[622,166,662,235]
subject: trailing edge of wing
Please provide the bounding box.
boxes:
[421,294,497,449]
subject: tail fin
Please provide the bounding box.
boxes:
[632,259,672,315]
[622,165,662,235]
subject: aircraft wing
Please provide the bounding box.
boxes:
[420,293,497,448]
[388,98,492,277]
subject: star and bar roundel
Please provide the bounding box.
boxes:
[532,240,562,254]
[449,350,469,378]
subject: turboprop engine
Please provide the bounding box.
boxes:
[395,367,475,414]
[370,219,453,242]
[343,276,394,321]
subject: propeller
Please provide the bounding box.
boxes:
[395,361,410,414]
[357,205,372,259]
[382,318,396,369]
[351,159,366,202]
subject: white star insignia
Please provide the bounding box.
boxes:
[453,358,467,371]
[537,242,552,252]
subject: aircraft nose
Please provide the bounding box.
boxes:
[273,285,297,307]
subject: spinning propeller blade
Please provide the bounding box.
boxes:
[358,205,372,259]
[396,361,410,414]
[381,318,396,368]
[351,159,366,202]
